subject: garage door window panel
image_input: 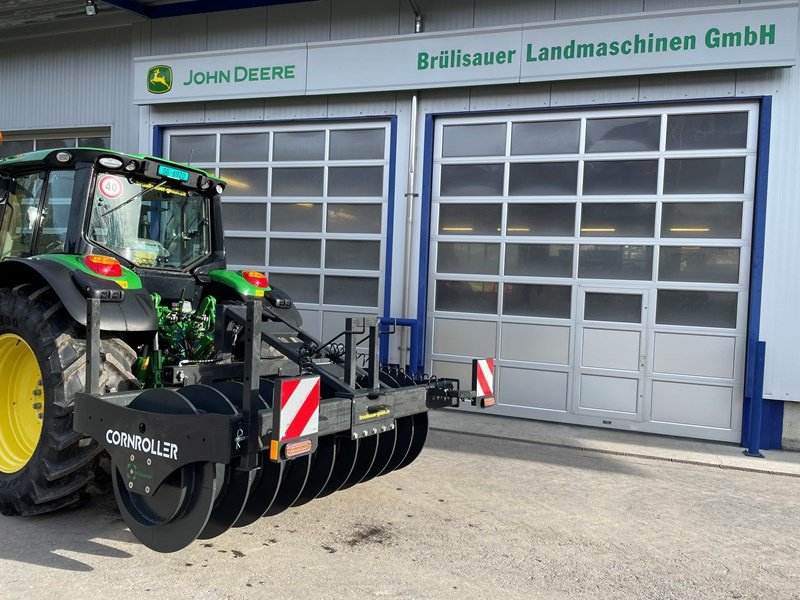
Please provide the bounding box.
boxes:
[505,244,573,277]
[272,167,324,197]
[583,160,658,195]
[506,204,575,236]
[437,242,500,275]
[223,203,267,232]
[269,273,320,304]
[219,168,268,197]
[328,166,384,197]
[273,131,325,161]
[329,129,386,160]
[656,290,738,329]
[580,203,655,237]
[220,133,269,162]
[664,158,746,194]
[658,246,740,284]
[584,293,642,324]
[511,120,580,155]
[439,204,501,236]
[269,238,321,268]
[325,240,381,271]
[440,164,504,196]
[585,116,661,153]
[666,112,748,150]
[0,140,33,158]
[169,135,217,163]
[226,237,265,265]
[271,203,323,232]
[442,124,506,157]
[435,280,498,314]
[324,276,379,307]
[661,202,743,239]
[579,245,653,280]
[509,162,578,196]
[327,203,382,233]
[503,283,571,319]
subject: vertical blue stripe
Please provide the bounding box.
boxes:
[152,124,164,158]
[381,116,399,365]
[742,96,783,450]
[412,114,435,375]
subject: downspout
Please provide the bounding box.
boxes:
[399,0,424,370]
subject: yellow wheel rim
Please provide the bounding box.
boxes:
[0,334,44,474]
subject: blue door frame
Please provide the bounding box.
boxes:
[412,96,782,448]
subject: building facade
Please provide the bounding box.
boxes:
[1,0,798,448]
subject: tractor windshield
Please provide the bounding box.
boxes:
[88,174,210,270]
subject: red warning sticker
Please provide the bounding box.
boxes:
[97,175,124,200]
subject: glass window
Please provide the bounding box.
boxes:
[504,244,573,277]
[328,166,383,197]
[324,276,379,307]
[36,138,76,150]
[329,128,385,160]
[666,112,748,150]
[222,202,266,231]
[656,290,737,328]
[661,202,743,239]
[0,172,44,258]
[440,164,504,196]
[585,116,661,153]
[273,131,325,161]
[583,160,658,195]
[225,237,265,265]
[169,135,216,163]
[325,240,381,271]
[0,139,33,158]
[503,283,571,318]
[326,203,381,233]
[269,238,321,268]
[584,292,642,323]
[658,246,740,284]
[269,273,319,303]
[36,171,75,254]
[578,245,653,280]
[219,168,268,196]
[220,133,269,162]
[580,203,655,237]
[271,167,324,197]
[435,280,498,314]
[78,136,110,149]
[509,162,578,196]
[438,204,501,236]
[511,120,580,155]
[442,124,506,157]
[664,158,746,194]
[506,204,575,236]
[437,242,500,275]
[271,203,322,232]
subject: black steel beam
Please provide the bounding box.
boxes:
[101,0,315,20]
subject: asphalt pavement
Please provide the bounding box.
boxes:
[1,427,799,599]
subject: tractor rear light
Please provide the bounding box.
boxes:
[56,152,72,163]
[284,439,313,459]
[99,157,124,169]
[242,270,268,288]
[84,254,123,278]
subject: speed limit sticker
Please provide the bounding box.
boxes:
[97,175,124,200]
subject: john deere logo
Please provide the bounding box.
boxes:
[147,65,172,94]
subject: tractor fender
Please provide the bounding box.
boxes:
[0,258,157,332]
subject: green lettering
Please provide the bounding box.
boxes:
[496,50,507,64]
[722,31,742,47]
[596,42,608,57]
[418,52,429,70]
[683,34,696,50]
[761,23,775,45]
[576,42,594,58]
[508,49,517,62]
[248,67,259,81]
[609,41,620,56]
[273,66,284,79]
[260,66,271,80]
[621,40,632,54]
[234,66,248,82]
[285,65,295,79]
[538,47,549,61]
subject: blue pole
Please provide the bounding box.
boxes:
[745,341,767,458]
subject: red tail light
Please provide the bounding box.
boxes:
[84,254,123,278]
[242,270,268,288]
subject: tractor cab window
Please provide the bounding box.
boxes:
[35,170,75,255]
[88,174,210,270]
[0,171,45,259]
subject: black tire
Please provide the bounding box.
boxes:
[0,284,140,516]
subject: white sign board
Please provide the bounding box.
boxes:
[133,2,798,105]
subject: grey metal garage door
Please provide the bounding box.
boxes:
[165,121,391,339]
[428,102,758,442]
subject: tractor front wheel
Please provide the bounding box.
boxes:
[0,284,139,516]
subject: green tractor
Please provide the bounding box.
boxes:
[0,147,494,552]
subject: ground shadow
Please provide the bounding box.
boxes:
[0,492,136,572]
[426,428,648,477]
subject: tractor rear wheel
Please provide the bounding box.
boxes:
[0,284,139,516]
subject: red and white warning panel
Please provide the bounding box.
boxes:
[472,358,496,408]
[270,375,321,461]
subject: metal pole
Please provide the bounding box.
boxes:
[86,298,101,395]
[240,300,261,470]
[745,341,766,458]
